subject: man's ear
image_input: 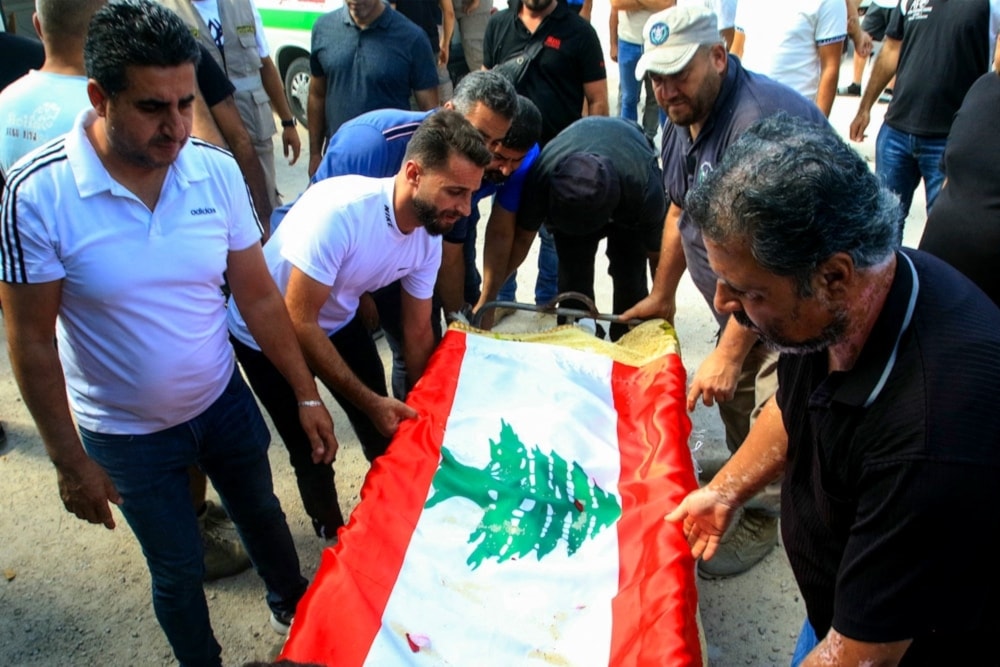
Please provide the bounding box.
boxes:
[816,252,855,299]
[87,80,110,117]
[403,159,422,188]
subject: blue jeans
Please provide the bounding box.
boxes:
[81,369,307,667]
[617,40,663,141]
[790,618,819,666]
[875,123,946,233]
[498,225,560,305]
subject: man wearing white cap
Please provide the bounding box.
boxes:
[621,4,828,579]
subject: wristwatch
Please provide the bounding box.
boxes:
[281,118,296,128]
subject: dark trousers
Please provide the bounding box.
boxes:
[552,224,650,341]
[231,315,390,526]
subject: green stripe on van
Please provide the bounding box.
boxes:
[259,8,325,30]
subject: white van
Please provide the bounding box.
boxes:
[258,0,342,125]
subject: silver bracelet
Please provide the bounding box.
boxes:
[298,400,324,408]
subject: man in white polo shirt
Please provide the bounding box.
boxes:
[0,2,337,664]
[228,110,491,540]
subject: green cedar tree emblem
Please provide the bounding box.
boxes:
[425,420,622,569]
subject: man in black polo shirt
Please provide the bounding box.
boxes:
[483,0,607,146]
[668,114,1000,665]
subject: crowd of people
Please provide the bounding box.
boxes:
[1,0,999,664]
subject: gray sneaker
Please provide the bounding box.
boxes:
[697,508,778,580]
[199,501,252,581]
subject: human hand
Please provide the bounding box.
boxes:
[610,42,618,63]
[56,456,122,530]
[620,292,676,325]
[665,487,738,561]
[463,0,479,15]
[370,396,419,438]
[438,42,450,68]
[307,152,322,179]
[852,31,873,58]
[849,108,870,142]
[298,402,339,464]
[282,126,301,165]
[686,347,742,411]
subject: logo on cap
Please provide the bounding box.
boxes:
[649,22,670,46]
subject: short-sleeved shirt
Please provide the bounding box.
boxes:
[777,249,1000,662]
[884,0,1000,137]
[483,0,606,145]
[660,55,828,325]
[310,5,439,139]
[196,43,237,107]
[0,109,262,434]
[735,0,846,101]
[271,107,538,244]
[228,175,441,349]
[518,116,664,249]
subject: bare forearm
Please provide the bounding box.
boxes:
[860,37,900,111]
[716,316,760,367]
[296,321,380,413]
[479,210,519,304]
[8,339,84,467]
[707,398,787,507]
[402,327,435,385]
[651,205,687,301]
[260,57,294,122]
[307,79,327,158]
[212,97,273,231]
[240,292,322,402]
[436,241,466,315]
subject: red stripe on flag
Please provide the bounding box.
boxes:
[610,353,702,666]
[279,331,468,665]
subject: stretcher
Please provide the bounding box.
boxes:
[278,306,704,666]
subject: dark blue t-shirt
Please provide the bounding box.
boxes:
[660,55,828,324]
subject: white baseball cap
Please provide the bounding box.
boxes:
[635,6,722,80]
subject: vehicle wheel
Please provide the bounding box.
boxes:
[284,56,311,126]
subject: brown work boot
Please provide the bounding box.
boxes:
[199,500,252,581]
[697,508,778,580]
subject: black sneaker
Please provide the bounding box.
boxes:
[838,82,862,96]
[270,610,294,635]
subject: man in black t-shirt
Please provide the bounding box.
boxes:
[516,116,664,341]
[849,0,1000,230]
[668,114,1000,665]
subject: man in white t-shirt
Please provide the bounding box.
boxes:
[0,2,337,663]
[227,110,491,539]
[731,0,847,116]
[0,0,105,178]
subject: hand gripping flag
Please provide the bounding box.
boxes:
[279,321,702,666]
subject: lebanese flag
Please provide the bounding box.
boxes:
[280,324,701,666]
